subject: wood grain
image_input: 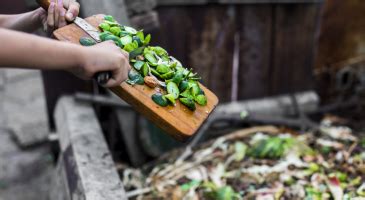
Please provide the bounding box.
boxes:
[53,14,219,141]
[271,4,320,95]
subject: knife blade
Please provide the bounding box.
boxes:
[36,0,111,85]
[73,17,101,43]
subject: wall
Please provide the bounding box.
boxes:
[150,3,322,103]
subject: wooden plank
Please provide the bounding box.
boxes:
[270,4,321,95]
[52,15,219,141]
[187,6,236,103]
[237,5,273,100]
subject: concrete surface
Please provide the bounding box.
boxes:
[54,97,127,200]
[0,69,53,200]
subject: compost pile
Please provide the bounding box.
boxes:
[122,117,365,200]
[81,15,207,111]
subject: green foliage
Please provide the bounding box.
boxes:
[97,15,208,111]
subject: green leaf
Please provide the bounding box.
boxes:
[105,35,122,47]
[120,35,133,46]
[99,31,112,41]
[124,26,137,34]
[110,27,121,36]
[129,47,145,60]
[128,70,144,85]
[180,97,196,111]
[133,36,143,46]
[160,71,174,80]
[152,93,168,107]
[156,64,170,74]
[180,88,194,99]
[133,61,144,71]
[216,186,236,200]
[79,37,96,46]
[234,142,247,162]
[172,71,184,85]
[136,31,144,41]
[144,34,151,45]
[179,80,189,92]
[99,23,110,31]
[123,41,138,52]
[164,94,176,105]
[167,82,180,99]
[150,68,161,78]
[141,63,150,77]
[181,180,201,191]
[144,53,158,66]
[194,94,207,106]
[104,15,115,22]
[151,46,168,56]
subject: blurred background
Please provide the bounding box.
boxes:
[1,0,365,199]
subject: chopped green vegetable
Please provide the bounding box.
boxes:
[98,15,208,110]
[79,37,96,46]
[133,61,144,71]
[167,82,180,99]
[120,35,133,46]
[99,23,110,31]
[195,94,207,106]
[104,15,115,22]
[152,93,168,107]
[180,97,196,111]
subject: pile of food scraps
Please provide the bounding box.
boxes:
[121,118,365,200]
[80,15,207,111]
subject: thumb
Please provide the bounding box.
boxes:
[65,1,80,21]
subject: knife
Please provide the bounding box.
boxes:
[36,0,111,85]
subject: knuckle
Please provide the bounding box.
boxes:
[74,2,80,8]
[47,21,54,27]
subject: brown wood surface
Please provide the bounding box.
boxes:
[237,5,272,99]
[271,4,321,95]
[52,14,219,141]
[150,4,321,103]
[149,6,235,102]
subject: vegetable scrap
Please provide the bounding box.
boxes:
[120,118,365,199]
[79,15,207,111]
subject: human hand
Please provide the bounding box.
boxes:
[38,0,80,33]
[73,41,131,87]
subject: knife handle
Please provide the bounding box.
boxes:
[94,72,112,85]
[36,0,51,10]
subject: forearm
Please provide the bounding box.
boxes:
[0,9,43,32]
[0,28,84,71]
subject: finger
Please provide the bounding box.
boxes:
[47,1,56,33]
[104,71,125,87]
[59,8,67,27]
[120,49,129,58]
[104,62,129,87]
[65,0,80,21]
[54,0,61,28]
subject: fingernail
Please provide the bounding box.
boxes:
[58,0,63,7]
[66,12,73,20]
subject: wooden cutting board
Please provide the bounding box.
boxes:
[53,14,219,141]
